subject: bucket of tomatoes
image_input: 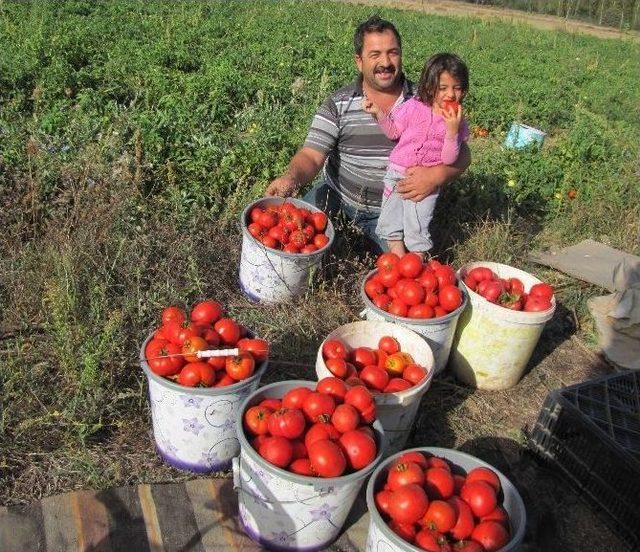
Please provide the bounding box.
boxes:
[365,447,526,552]
[139,300,269,472]
[361,253,468,374]
[451,261,556,390]
[234,379,386,551]
[315,321,434,456]
[239,197,335,304]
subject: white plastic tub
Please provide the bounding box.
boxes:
[239,197,335,304]
[361,269,467,373]
[139,333,267,472]
[234,380,386,551]
[315,321,434,457]
[451,262,556,390]
[365,446,527,551]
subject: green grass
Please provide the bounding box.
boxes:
[0,0,639,507]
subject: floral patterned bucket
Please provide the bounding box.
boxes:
[238,197,335,304]
[233,380,386,551]
[365,447,527,552]
[139,334,268,472]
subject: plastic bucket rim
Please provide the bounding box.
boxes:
[240,196,336,259]
[140,332,268,396]
[365,446,527,552]
[361,268,468,325]
[237,379,387,486]
[458,261,556,321]
[315,320,435,404]
[511,122,546,136]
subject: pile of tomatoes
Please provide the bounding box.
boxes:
[375,451,512,551]
[144,301,269,388]
[246,201,330,254]
[463,266,554,312]
[321,335,428,393]
[243,378,379,477]
[364,253,464,319]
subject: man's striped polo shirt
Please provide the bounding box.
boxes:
[303,76,415,211]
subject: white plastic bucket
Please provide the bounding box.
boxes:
[360,269,467,374]
[451,262,556,390]
[239,197,335,303]
[365,446,527,551]
[139,334,268,472]
[315,321,434,457]
[233,380,386,551]
[504,122,546,149]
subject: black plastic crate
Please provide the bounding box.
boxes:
[530,370,640,548]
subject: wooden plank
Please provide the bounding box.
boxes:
[138,484,165,552]
[73,490,112,552]
[98,486,151,552]
[150,482,206,552]
[42,492,79,551]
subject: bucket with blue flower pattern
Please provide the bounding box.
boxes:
[504,122,546,149]
[139,333,268,472]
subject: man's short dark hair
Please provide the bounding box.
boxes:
[354,16,401,55]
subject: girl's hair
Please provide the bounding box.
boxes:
[416,53,469,105]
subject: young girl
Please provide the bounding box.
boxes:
[363,53,470,256]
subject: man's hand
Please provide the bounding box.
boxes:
[362,95,380,117]
[265,175,298,197]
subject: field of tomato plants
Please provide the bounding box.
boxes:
[0,1,638,550]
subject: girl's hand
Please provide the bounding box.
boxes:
[362,95,380,117]
[442,104,463,137]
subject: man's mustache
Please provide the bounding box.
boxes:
[375,65,396,73]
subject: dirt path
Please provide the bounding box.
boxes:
[342,0,640,41]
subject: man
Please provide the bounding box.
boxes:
[265,15,470,252]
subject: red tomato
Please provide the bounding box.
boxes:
[375,489,393,515]
[365,277,386,298]
[453,474,466,494]
[466,467,501,493]
[524,295,552,312]
[267,408,306,439]
[316,377,348,403]
[259,398,281,410]
[308,439,346,477]
[182,336,208,363]
[397,451,428,469]
[302,224,315,242]
[268,225,289,245]
[161,306,186,326]
[408,303,435,319]
[197,362,216,386]
[384,378,412,393]
[214,318,241,345]
[424,291,439,308]
[325,358,348,378]
[422,499,457,533]
[310,211,328,232]
[331,403,360,433]
[397,252,423,278]
[214,373,237,387]
[322,339,348,360]
[529,282,554,301]
[398,280,426,306]
[414,529,452,551]
[146,340,184,376]
[360,365,389,391]
[388,299,408,317]
[442,99,460,113]
[257,210,277,229]
[313,233,330,249]
[350,347,376,370]
[190,300,223,325]
[237,338,269,363]
[438,285,463,312]
[281,387,313,410]
[387,484,429,524]
[338,429,377,470]
[304,422,340,450]
[378,336,400,354]
[460,481,498,517]
[291,443,308,463]
[433,265,456,288]
[417,269,438,292]
[378,266,401,288]
[281,209,304,232]
[463,274,478,291]
[344,385,374,411]
[289,230,307,248]
[376,252,401,272]
[427,258,443,271]
[372,293,392,311]
[261,235,278,249]
[426,456,451,471]
[454,540,484,552]
[258,436,293,468]
[302,392,336,422]
[508,277,525,296]
[300,244,318,254]
[177,364,202,387]
[470,521,510,552]
[250,207,264,223]
[244,405,273,436]
[389,520,416,543]
[425,467,455,500]
[289,458,314,476]
[283,243,300,254]
[387,461,425,490]
[403,364,427,385]
[478,280,503,303]
[225,351,255,381]
[448,495,475,540]
[468,267,494,282]
[481,506,510,527]
[208,355,228,370]
[248,222,264,239]
[433,306,448,317]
